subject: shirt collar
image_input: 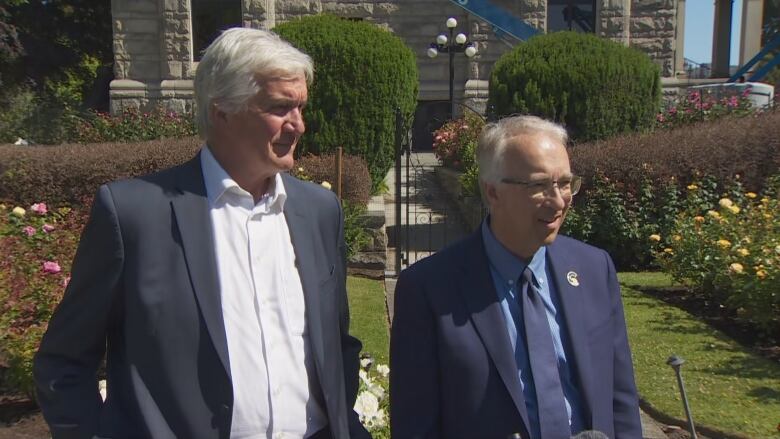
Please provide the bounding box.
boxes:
[481,216,547,285]
[200,146,287,211]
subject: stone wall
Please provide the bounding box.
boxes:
[110,0,682,114]
[629,0,677,77]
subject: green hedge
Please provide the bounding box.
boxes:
[488,31,661,141]
[563,111,780,269]
[275,15,418,191]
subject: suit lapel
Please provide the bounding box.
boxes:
[547,240,596,428]
[282,175,326,369]
[170,155,231,378]
[458,232,531,431]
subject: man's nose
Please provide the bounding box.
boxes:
[285,108,305,134]
[545,185,568,210]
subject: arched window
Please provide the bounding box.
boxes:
[191,0,241,60]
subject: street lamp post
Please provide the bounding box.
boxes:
[427,17,477,119]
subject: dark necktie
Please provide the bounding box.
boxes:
[521,267,571,439]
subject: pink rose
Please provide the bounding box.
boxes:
[43,261,61,274]
[62,275,71,288]
[31,203,48,215]
[42,224,55,233]
[23,226,36,236]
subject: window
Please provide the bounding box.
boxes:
[547,0,595,33]
[191,0,241,60]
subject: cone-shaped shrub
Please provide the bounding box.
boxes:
[488,31,661,141]
[275,15,418,190]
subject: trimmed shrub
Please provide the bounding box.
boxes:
[561,111,780,269]
[488,31,661,141]
[275,15,418,191]
[292,153,371,207]
[0,137,202,207]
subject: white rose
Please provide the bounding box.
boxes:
[375,364,389,377]
[354,391,380,423]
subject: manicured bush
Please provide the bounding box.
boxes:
[275,15,418,191]
[652,179,780,337]
[0,137,202,207]
[570,111,780,194]
[488,31,661,141]
[560,111,780,269]
[293,153,372,207]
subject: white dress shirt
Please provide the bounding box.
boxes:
[200,147,327,439]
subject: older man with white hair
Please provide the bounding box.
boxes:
[390,115,641,439]
[34,28,370,439]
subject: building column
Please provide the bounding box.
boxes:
[674,0,686,77]
[711,0,733,78]
[739,0,765,67]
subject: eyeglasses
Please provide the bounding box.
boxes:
[500,175,582,199]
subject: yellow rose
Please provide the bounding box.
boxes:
[687,184,698,191]
[673,235,682,242]
[718,198,733,209]
[756,270,767,279]
[320,181,332,190]
[707,210,721,219]
[11,206,26,217]
[663,248,674,254]
[737,248,749,257]
[694,216,705,223]
[775,245,780,255]
[745,192,757,199]
[649,234,661,242]
[764,213,772,220]
[761,197,770,204]
[0,204,6,210]
[729,263,744,274]
[728,205,740,214]
[716,239,731,248]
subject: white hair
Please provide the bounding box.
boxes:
[477,115,569,184]
[194,27,314,138]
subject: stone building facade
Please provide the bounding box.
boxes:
[110,0,687,118]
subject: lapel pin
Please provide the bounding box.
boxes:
[566,271,580,287]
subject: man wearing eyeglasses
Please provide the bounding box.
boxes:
[390,115,641,439]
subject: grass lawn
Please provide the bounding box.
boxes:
[347,276,390,364]
[620,272,780,438]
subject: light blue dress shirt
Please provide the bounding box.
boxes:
[481,219,586,439]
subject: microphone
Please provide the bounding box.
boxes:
[572,430,609,439]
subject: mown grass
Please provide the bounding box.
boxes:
[620,272,780,437]
[347,276,390,364]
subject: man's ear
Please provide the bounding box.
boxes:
[483,181,499,208]
[209,103,228,128]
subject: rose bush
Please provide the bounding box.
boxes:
[0,202,86,395]
[651,177,780,336]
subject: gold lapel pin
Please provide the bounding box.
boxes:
[566,271,580,287]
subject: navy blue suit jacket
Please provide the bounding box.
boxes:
[390,231,641,439]
[33,155,370,439]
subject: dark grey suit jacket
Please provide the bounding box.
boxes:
[390,231,641,439]
[33,155,370,439]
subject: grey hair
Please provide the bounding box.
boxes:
[476,115,569,185]
[194,27,314,138]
